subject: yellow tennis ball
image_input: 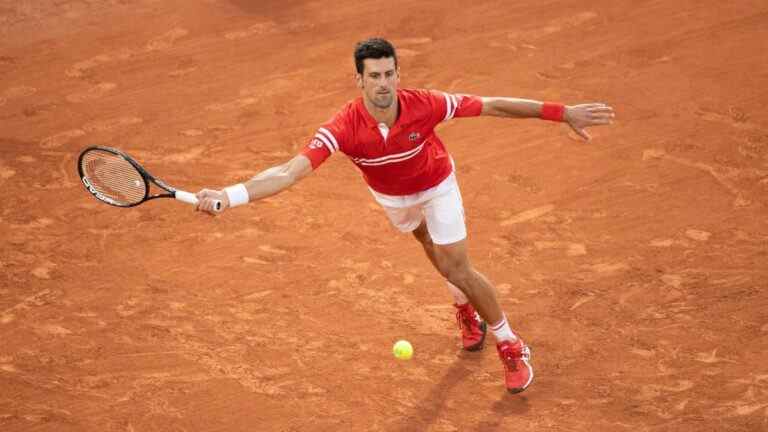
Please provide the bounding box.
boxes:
[393,340,413,360]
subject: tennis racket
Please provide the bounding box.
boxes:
[77,145,221,211]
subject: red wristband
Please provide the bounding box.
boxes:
[541,102,565,122]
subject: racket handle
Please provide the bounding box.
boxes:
[175,190,222,211]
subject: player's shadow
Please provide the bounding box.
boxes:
[470,394,531,431]
[391,353,472,432]
[392,351,530,432]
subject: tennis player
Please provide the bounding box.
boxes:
[196,38,615,393]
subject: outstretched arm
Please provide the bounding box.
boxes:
[196,154,313,214]
[480,97,615,141]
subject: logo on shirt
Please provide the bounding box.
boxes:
[408,132,421,142]
[309,138,324,149]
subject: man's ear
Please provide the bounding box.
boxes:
[355,73,363,89]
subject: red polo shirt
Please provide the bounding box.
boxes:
[302,88,483,195]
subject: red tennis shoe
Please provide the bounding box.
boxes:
[454,303,487,351]
[496,338,533,394]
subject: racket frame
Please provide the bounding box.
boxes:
[78,145,205,208]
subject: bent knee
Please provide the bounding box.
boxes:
[437,259,473,284]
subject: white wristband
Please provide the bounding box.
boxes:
[224,183,249,208]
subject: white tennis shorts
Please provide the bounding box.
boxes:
[369,172,466,245]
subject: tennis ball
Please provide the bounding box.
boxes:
[393,340,413,360]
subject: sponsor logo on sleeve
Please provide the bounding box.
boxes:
[309,138,324,149]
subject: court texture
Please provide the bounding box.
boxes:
[1,1,767,431]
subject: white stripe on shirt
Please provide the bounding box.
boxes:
[443,93,454,122]
[449,94,458,119]
[318,127,339,151]
[351,143,424,166]
[314,133,336,154]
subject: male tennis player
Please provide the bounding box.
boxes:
[196,38,614,394]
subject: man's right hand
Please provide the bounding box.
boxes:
[196,189,229,214]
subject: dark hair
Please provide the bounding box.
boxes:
[354,38,397,74]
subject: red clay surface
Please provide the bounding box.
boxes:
[2,1,768,431]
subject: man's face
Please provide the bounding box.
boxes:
[357,57,399,109]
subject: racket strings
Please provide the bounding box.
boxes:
[80,150,146,205]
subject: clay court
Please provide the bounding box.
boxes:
[2,0,767,430]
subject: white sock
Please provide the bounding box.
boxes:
[490,315,517,342]
[446,281,469,305]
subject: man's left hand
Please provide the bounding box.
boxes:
[564,103,615,141]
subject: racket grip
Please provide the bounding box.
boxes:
[175,190,222,211]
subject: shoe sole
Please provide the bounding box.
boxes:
[463,321,487,352]
[507,373,533,394]
[507,385,530,394]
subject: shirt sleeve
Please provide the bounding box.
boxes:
[429,90,483,123]
[300,113,346,170]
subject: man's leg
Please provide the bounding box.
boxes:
[427,238,504,328]
[414,219,517,342]
[411,222,468,305]
[430,238,533,393]
[412,222,485,351]
[413,222,488,351]
[418,184,533,393]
